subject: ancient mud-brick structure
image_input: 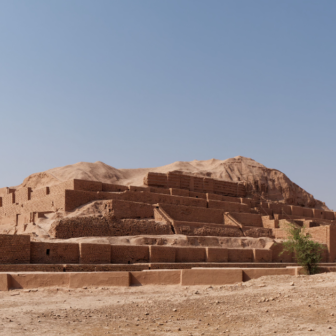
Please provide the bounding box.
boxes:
[0,172,336,270]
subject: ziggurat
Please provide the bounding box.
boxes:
[0,171,335,289]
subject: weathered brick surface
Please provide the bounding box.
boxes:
[160,203,224,224]
[110,200,154,219]
[225,213,262,227]
[242,226,273,238]
[145,172,246,197]
[50,216,172,239]
[102,183,128,192]
[30,242,79,264]
[206,247,228,262]
[270,243,293,262]
[173,221,243,237]
[175,247,206,262]
[208,200,250,213]
[80,243,111,264]
[0,264,63,272]
[0,235,30,264]
[111,245,149,264]
[253,249,272,262]
[228,249,253,262]
[149,246,176,262]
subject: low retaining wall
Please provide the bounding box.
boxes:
[0,266,304,290]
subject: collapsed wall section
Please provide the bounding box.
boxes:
[49,216,173,239]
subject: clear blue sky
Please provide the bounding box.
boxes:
[0,1,335,209]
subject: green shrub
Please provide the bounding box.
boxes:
[281,222,326,274]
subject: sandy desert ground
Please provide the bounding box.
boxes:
[1,272,336,335]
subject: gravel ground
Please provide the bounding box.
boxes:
[1,272,336,335]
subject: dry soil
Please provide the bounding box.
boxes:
[1,272,336,335]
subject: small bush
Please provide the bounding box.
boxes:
[281,222,326,274]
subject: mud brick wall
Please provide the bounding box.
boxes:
[102,183,128,192]
[49,180,75,195]
[253,249,272,262]
[170,188,189,197]
[0,235,30,264]
[175,247,206,262]
[0,194,65,219]
[30,242,79,264]
[262,216,278,229]
[2,193,15,207]
[110,200,154,219]
[213,180,246,197]
[160,203,224,224]
[122,192,208,207]
[302,208,314,217]
[79,243,111,264]
[49,216,173,239]
[173,221,243,237]
[193,176,203,192]
[208,200,250,213]
[291,206,304,217]
[305,226,328,244]
[227,213,262,227]
[180,174,191,190]
[149,187,170,195]
[63,189,208,212]
[30,187,49,200]
[324,211,335,220]
[0,264,64,272]
[189,191,207,199]
[73,179,102,191]
[267,203,292,215]
[0,215,16,227]
[228,249,253,262]
[149,246,176,262]
[206,247,228,262]
[305,225,336,262]
[206,193,223,201]
[145,172,246,196]
[203,178,214,193]
[128,186,150,192]
[270,243,293,262]
[17,213,31,226]
[272,228,288,239]
[144,172,168,188]
[328,226,336,262]
[167,172,181,188]
[313,209,325,219]
[110,245,149,264]
[15,188,31,203]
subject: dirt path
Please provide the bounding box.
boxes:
[1,272,336,335]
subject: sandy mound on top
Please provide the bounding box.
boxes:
[14,156,327,209]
